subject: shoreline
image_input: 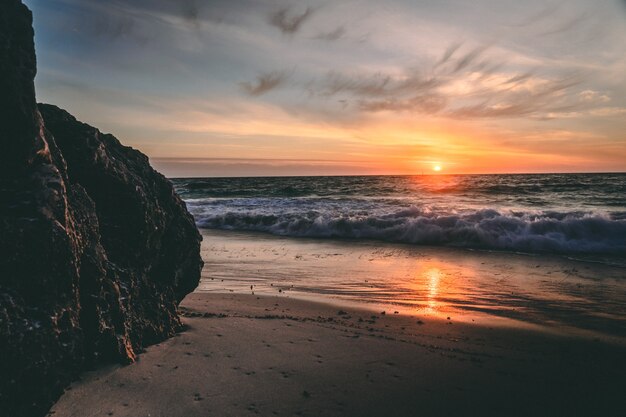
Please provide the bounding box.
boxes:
[198,229,626,341]
[50,292,626,417]
[197,227,626,268]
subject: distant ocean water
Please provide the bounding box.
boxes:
[173,174,626,261]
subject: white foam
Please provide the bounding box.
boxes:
[187,199,626,255]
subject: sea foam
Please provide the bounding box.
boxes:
[187,201,625,255]
[175,174,626,256]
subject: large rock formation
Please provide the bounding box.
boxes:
[0,2,203,416]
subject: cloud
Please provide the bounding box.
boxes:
[91,14,137,40]
[178,0,199,22]
[537,12,588,36]
[358,94,447,114]
[176,0,203,31]
[48,0,260,42]
[269,6,315,34]
[513,4,560,28]
[578,90,610,104]
[315,71,439,98]
[435,42,462,67]
[239,71,289,96]
[292,40,606,120]
[152,157,385,178]
[446,75,584,119]
[451,45,491,73]
[588,107,626,117]
[502,72,534,85]
[314,26,346,41]
[444,72,584,118]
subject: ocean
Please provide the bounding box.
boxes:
[174,173,626,263]
[172,174,626,338]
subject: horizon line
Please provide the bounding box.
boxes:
[167,171,626,180]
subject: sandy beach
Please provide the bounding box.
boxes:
[4,1,626,416]
[50,291,625,417]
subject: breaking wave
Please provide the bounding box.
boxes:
[174,174,626,258]
[188,202,626,255]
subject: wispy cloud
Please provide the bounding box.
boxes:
[446,74,584,119]
[269,6,315,34]
[92,14,137,40]
[178,0,199,22]
[358,94,447,114]
[239,71,289,96]
[537,12,588,36]
[294,41,603,120]
[176,0,203,31]
[450,45,491,73]
[435,42,462,68]
[314,71,439,98]
[314,26,346,41]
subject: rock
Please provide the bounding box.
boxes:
[0,2,203,416]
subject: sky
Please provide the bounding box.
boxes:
[24,0,626,177]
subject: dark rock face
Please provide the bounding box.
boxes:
[0,2,203,416]
[38,103,203,355]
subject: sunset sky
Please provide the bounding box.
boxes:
[25,0,626,177]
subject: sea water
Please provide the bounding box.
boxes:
[173,174,626,338]
[174,173,626,261]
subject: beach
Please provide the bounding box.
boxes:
[50,293,625,417]
[49,231,626,417]
[5,1,626,415]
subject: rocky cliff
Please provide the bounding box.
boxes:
[0,2,203,416]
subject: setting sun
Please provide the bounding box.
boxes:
[3,1,626,416]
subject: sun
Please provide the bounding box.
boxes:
[433,165,442,172]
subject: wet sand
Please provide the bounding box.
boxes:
[199,230,626,339]
[50,292,626,417]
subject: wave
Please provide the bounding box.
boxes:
[190,205,626,255]
[173,173,626,201]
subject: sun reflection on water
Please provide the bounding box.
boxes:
[201,230,626,335]
[425,267,441,313]
[403,260,478,318]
